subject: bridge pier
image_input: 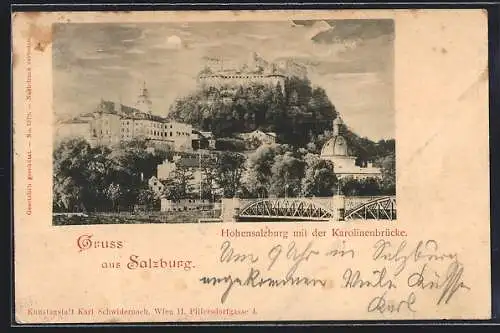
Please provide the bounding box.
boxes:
[220,198,240,223]
[333,195,345,221]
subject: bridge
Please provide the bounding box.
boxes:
[218,195,397,222]
[238,198,334,221]
[344,196,396,221]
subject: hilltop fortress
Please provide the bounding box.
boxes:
[196,52,307,95]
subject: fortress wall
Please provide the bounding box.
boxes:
[198,75,286,93]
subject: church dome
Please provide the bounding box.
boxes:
[320,115,349,157]
[320,135,349,157]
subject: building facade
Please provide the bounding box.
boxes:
[90,111,122,146]
[54,120,93,143]
[197,52,293,95]
[320,117,382,179]
[239,130,277,147]
[54,83,193,151]
[160,198,212,212]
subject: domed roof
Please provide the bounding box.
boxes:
[320,115,350,157]
[320,134,349,157]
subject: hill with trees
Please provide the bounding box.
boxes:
[168,76,337,148]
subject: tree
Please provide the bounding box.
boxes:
[214,138,246,152]
[53,138,96,211]
[215,152,246,198]
[301,154,337,197]
[243,144,284,196]
[199,153,218,200]
[339,176,383,196]
[269,151,306,197]
[136,184,157,209]
[378,152,396,195]
[105,182,122,212]
[53,176,82,212]
[162,178,182,201]
[53,138,178,212]
[169,166,195,199]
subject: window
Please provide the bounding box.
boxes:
[170,132,172,136]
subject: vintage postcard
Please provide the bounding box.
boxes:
[12,9,490,323]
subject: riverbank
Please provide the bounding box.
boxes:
[53,210,222,226]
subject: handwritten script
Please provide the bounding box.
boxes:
[199,239,470,314]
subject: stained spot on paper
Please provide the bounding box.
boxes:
[33,28,52,52]
[441,48,448,54]
[25,24,52,53]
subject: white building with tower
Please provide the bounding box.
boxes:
[55,82,193,152]
[320,116,382,179]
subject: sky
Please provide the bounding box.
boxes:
[53,19,394,140]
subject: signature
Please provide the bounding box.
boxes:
[367,291,417,313]
[372,239,458,276]
[199,267,327,304]
[407,260,470,305]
